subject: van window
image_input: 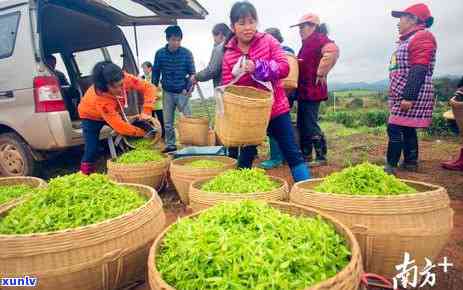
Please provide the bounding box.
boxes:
[103,0,157,17]
[73,48,105,77]
[53,53,70,85]
[0,12,21,59]
[106,45,124,69]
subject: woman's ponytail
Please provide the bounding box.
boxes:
[92,61,123,92]
[316,23,329,35]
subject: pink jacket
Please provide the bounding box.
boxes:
[221,32,290,119]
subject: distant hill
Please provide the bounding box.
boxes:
[330,79,388,92]
[330,75,461,92]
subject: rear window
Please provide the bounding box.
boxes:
[74,45,125,77]
[0,12,21,59]
[103,0,157,17]
[106,45,124,69]
[73,48,106,77]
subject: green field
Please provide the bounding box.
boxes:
[333,90,379,97]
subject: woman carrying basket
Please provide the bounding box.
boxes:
[221,1,311,182]
[78,61,157,175]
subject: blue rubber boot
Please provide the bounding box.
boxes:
[291,163,311,182]
[259,137,283,169]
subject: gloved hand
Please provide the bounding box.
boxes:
[144,128,158,139]
[132,119,152,132]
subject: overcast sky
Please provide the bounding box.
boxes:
[123,0,463,88]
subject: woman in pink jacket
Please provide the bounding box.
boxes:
[221,1,310,182]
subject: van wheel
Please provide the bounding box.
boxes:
[0,133,36,177]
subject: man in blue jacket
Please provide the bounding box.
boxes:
[152,25,196,153]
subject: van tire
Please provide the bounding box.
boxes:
[0,133,36,177]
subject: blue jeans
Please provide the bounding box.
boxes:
[239,113,306,169]
[163,91,192,147]
[82,119,105,163]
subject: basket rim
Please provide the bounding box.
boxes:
[0,176,47,185]
[225,85,272,99]
[0,177,46,214]
[0,183,162,240]
[450,96,463,106]
[170,156,237,168]
[148,201,362,290]
[292,178,445,199]
[107,157,170,168]
[190,175,288,196]
[178,116,209,122]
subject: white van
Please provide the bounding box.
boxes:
[0,0,207,176]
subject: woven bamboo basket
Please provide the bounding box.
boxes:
[450,97,463,140]
[170,156,237,205]
[177,116,209,146]
[290,179,454,278]
[188,175,289,212]
[283,53,299,92]
[148,201,363,290]
[0,183,166,290]
[0,177,46,215]
[107,157,170,190]
[215,85,272,147]
[207,129,217,146]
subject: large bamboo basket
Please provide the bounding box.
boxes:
[290,179,454,278]
[177,116,209,146]
[0,177,46,214]
[148,201,363,290]
[170,156,237,205]
[188,175,289,212]
[450,97,463,140]
[0,183,166,290]
[107,158,170,190]
[215,85,272,147]
[283,53,299,92]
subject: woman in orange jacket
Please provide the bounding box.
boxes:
[78,61,157,174]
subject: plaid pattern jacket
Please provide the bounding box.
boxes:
[388,29,437,128]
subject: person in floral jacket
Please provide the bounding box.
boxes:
[385,3,437,174]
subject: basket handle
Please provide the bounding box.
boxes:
[351,224,374,270]
[361,273,394,289]
[102,248,125,290]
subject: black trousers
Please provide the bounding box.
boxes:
[153,109,165,138]
[387,123,418,167]
[297,100,326,159]
[237,113,305,169]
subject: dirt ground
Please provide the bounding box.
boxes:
[37,132,462,290]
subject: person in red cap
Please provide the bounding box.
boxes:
[291,13,339,166]
[385,3,437,175]
[442,76,463,171]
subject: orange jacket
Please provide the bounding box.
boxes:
[78,73,157,137]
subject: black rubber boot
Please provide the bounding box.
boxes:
[300,138,314,162]
[401,131,419,171]
[310,136,327,167]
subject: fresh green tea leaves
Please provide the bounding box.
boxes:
[130,138,155,150]
[0,185,34,205]
[315,162,417,196]
[116,149,165,164]
[201,169,280,193]
[156,201,351,290]
[186,160,225,169]
[0,173,147,235]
